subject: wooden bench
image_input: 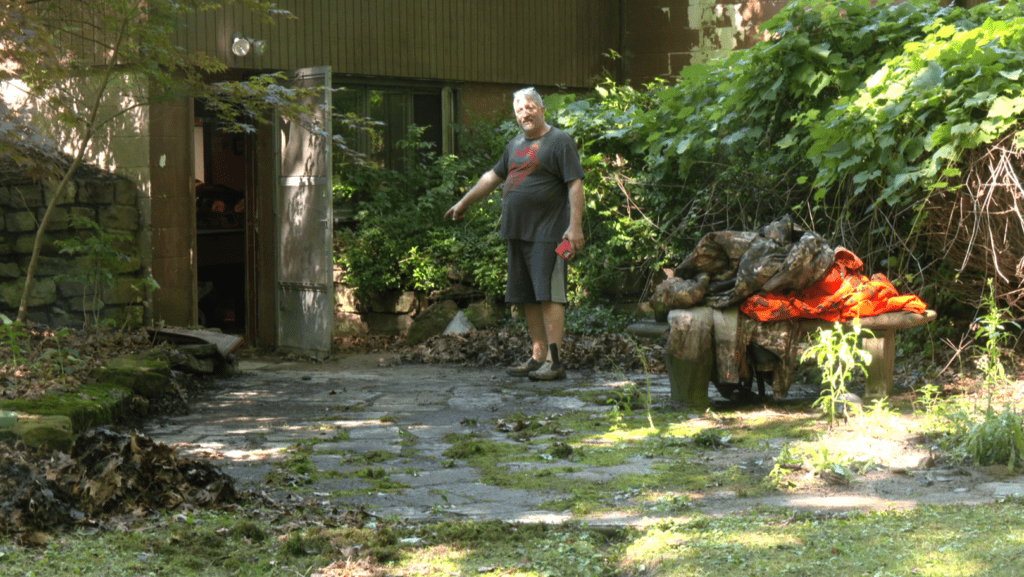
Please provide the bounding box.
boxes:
[627,308,937,408]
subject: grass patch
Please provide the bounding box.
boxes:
[338,449,398,464]
[265,447,318,489]
[442,433,534,463]
[7,503,1024,576]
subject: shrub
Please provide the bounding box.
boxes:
[336,0,1024,324]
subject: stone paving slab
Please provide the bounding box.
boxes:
[140,356,1019,527]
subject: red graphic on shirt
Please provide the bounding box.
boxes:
[504,143,540,196]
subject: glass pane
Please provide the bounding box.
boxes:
[413,93,443,155]
[332,87,366,157]
[385,92,408,171]
[368,89,388,166]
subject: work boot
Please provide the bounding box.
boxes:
[528,361,566,381]
[507,358,543,377]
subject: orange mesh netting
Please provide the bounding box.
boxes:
[741,247,927,322]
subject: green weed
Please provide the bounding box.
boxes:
[973,278,1017,390]
[55,215,146,329]
[949,403,1024,471]
[800,321,873,426]
[0,314,28,376]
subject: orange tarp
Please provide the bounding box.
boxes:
[741,247,927,322]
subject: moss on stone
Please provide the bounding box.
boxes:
[2,382,133,432]
[10,414,75,451]
[91,352,171,397]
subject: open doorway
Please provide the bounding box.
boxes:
[193,100,248,334]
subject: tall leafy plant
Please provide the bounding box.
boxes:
[798,3,1024,206]
[55,215,142,329]
[800,322,873,426]
[335,123,512,300]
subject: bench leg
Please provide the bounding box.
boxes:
[862,328,895,399]
[664,352,712,409]
[664,307,715,409]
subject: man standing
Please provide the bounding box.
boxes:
[444,87,585,381]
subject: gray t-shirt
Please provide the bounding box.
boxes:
[492,126,585,242]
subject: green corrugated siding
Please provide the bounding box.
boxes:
[175,0,620,87]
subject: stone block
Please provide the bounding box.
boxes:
[99,205,139,231]
[19,309,48,325]
[4,382,132,433]
[10,414,75,452]
[8,184,43,208]
[42,206,72,231]
[366,290,421,314]
[0,279,17,309]
[464,300,503,329]
[334,311,369,335]
[405,299,460,346]
[335,284,362,313]
[363,312,413,335]
[115,179,137,205]
[49,307,77,327]
[22,255,69,278]
[179,343,219,357]
[59,279,88,297]
[15,234,60,255]
[68,294,104,312]
[0,185,8,205]
[92,353,172,398]
[443,310,474,335]
[103,276,142,304]
[171,345,219,374]
[179,355,216,374]
[44,179,76,205]
[105,304,144,330]
[79,180,114,204]
[70,206,97,226]
[0,277,56,308]
[6,210,38,233]
[0,262,20,279]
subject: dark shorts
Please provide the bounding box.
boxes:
[506,239,567,304]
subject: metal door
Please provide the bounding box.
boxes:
[275,66,333,357]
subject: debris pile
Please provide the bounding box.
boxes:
[402,328,664,373]
[0,428,236,534]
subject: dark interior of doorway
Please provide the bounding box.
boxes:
[194,100,247,334]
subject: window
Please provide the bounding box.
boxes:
[332,81,455,172]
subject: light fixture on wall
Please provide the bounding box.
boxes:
[231,34,267,57]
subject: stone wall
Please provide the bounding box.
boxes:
[0,170,145,328]
[333,266,427,335]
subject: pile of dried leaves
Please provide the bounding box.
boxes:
[0,324,165,400]
[398,328,666,373]
[0,428,236,535]
[0,324,233,537]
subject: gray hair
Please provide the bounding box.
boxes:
[513,87,544,107]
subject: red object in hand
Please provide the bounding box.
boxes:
[556,239,573,260]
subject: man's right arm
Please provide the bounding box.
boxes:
[444,170,503,221]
